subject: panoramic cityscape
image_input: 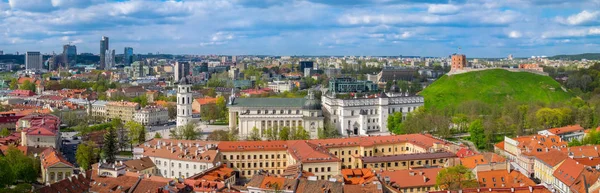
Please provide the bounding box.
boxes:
[1,0,600,193]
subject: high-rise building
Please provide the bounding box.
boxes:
[124,47,133,66]
[25,51,43,70]
[451,54,466,71]
[0,50,3,55]
[105,49,115,70]
[299,61,314,71]
[174,61,190,81]
[62,44,77,68]
[221,56,227,63]
[100,36,109,69]
[176,77,192,128]
[232,55,236,63]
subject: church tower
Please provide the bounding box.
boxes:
[176,76,192,128]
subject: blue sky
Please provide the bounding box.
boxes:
[0,0,599,57]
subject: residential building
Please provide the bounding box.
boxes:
[552,158,600,193]
[99,36,109,69]
[228,90,324,139]
[361,152,457,170]
[184,164,237,192]
[533,150,568,188]
[268,80,295,93]
[244,174,297,193]
[26,51,43,70]
[192,97,217,115]
[322,86,424,136]
[538,125,585,142]
[373,67,418,84]
[134,106,169,126]
[476,170,535,188]
[123,157,156,175]
[379,167,442,193]
[176,76,192,128]
[132,139,220,179]
[495,135,567,177]
[90,100,108,118]
[460,152,507,172]
[105,101,140,122]
[429,186,552,193]
[19,114,61,150]
[104,49,115,70]
[40,148,74,184]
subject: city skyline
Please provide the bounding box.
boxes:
[0,0,599,57]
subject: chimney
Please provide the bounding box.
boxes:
[529,186,533,193]
[423,176,428,182]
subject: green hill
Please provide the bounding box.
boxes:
[420,69,572,109]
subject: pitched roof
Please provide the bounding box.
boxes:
[343,184,383,193]
[477,170,535,188]
[38,173,91,193]
[534,150,568,167]
[195,97,218,105]
[561,145,600,158]
[378,167,442,188]
[136,139,218,163]
[553,158,585,187]
[547,125,584,135]
[429,186,552,193]
[341,169,377,185]
[123,157,156,172]
[295,178,344,193]
[460,152,507,169]
[40,148,74,169]
[245,175,297,191]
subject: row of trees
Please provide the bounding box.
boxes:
[392,96,600,150]
[248,126,310,141]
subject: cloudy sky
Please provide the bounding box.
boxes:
[0,0,599,57]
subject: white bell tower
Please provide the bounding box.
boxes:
[176,76,192,128]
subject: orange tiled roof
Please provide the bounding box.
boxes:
[561,145,600,158]
[547,125,584,135]
[41,148,74,169]
[460,152,506,169]
[378,167,441,188]
[477,170,535,188]
[195,97,218,105]
[553,158,585,187]
[534,149,568,167]
[137,139,218,163]
[341,169,377,185]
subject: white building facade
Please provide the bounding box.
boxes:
[134,106,169,126]
[322,90,424,136]
[176,77,192,128]
[228,90,324,139]
[268,80,294,93]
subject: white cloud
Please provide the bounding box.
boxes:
[556,10,599,25]
[427,4,460,15]
[508,30,522,38]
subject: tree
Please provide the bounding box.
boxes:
[0,128,10,137]
[248,127,261,141]
[102,127,119,163]
[0,159,14,188]
[154,132,162,139]
[171,122,200,140]
[166,104,177,119]
[317,123,340,139]
[19,80,36,92]
[125,121,146,145]
[292,126,309,140]
[468,119,486,149]
[569,139,583,146]
[1,147,39,184]
[76,141,99,171]
[8,78,17,90]
[265,127,278,140]
[207,130,237,141]
[387,112,404,134]
[436,165,479,190]
[216,96,228,120]
[279,127,290,141]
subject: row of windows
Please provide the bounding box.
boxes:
[307,167,332,173]
[230,161,287,168]
[156,160,208,170]
[252,109,300,115]
[366,159,445,168]
[223,154,286,160]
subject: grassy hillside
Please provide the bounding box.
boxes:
[421,69,572,109]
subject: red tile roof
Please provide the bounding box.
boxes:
[477,170,535,188]
[378,167,442,188]
[40,148,74,169]
[460,153,506,169]
[547,125,584,135]
[195,97,218,105]
[553,158,585,187]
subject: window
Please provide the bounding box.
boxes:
[186,164,189,169]
[258,110,261,114]
[328,167,331,172]
[342,151,344,155]
[308,168,312,172]
[194,165,197,169]
[179,163,182,168]
[395,162,399,166]
[296,110,300,114]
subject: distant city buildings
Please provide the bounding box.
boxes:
[104,49,115,70]
[328,77,378,94]
[25,51,43,70]
[174,61,190,82]
[99,36,109,69]
[124,47,133,66]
